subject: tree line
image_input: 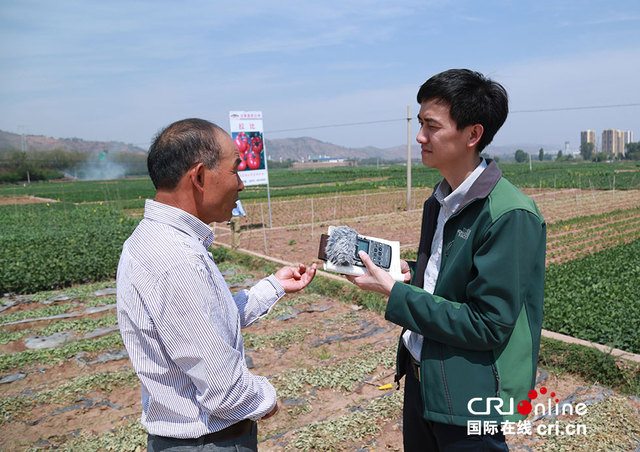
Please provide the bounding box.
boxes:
[514,142,640,163]
[0,148,148,183]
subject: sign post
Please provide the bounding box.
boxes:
[229,111,272,228]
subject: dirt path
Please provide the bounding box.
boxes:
[0,195,58,205]
[1,272,639,451]
[2,188,640,450]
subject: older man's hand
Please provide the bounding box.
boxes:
[274,263,317,293]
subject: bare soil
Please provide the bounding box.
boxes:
[214,189,640,268]
[2,187,640,451]
[0,195,58,205]
[2,279,639,451]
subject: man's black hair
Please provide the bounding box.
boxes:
[417,69,508,152]
[147,118,223,190]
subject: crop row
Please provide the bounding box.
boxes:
[546,209,640,264]
[1,161,638,204]
[1,248,639,450]
[544,238,640,354]
[0,313,117,345]
[4,187,639,295]
[0,368,137,425]
[0,278,401,450]
[547,205,640,233]
[547,229,640,264]
[239,188,432,228]
[0,203,138,294]
[530,188,640,223]
[549,215,640,242]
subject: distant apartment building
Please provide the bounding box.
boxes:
[624,130,634,149]
[580,130,596,152]
[601,129,626,157]
[292,155,354,169]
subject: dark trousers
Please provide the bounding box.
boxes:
[147,421,257,452]
[403,353,509,451]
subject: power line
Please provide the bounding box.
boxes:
[268,103,640,134]
[511,103,640,113]
[7,103,638,148]
[269,118,405,134]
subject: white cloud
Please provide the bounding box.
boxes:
[584,13,640,25]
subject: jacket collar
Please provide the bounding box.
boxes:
[431,158,502,215]
[413,159,502,289]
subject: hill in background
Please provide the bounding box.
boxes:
[263,136,422,162]
[1,129,549,162]
[0,129,417,161]
[0,130,146,155]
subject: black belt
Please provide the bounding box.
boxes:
[409,356,421,382]
[151,419,254,446]
[201,419,254,443]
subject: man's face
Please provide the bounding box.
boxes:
[201,130,244,224]
[417,99,476,173]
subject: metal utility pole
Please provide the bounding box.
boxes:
[18,125,27,153]
[406,105,412,210]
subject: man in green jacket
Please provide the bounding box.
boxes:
[347,69,546,451]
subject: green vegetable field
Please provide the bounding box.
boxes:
[1,161,640,451]
[544,240,640,353]
[1,203,138,294]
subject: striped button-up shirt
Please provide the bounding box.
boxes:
[116,199,284,438]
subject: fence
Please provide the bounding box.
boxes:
[239,188,433,229]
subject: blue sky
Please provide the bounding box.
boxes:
[1,0,639,153]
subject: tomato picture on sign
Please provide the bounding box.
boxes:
[232,131,265,171]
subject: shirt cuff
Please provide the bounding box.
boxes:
[266,274,286,299]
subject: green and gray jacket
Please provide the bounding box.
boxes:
[387,159,546,426]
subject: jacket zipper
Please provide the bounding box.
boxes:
[439,343,455,424]
[491,362,501,396]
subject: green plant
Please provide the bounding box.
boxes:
[0,333,124,373]
[304,274,387,314]
[542,396,640,451]
[272,345,395,398]
[38,313,118,336]
[242,326,309,350]
[543,239,640,354]
[314,346,333,360]
[210,246,230,263]
[538,337,640,396]
[29,419,147,452]
[0,303,76,325]
[1,368,137,424]
[287,392,403,451]
[0,329,31,344]
[0,203,138,294]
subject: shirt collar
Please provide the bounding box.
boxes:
[144,199,215,248]
[434,158,488,214]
